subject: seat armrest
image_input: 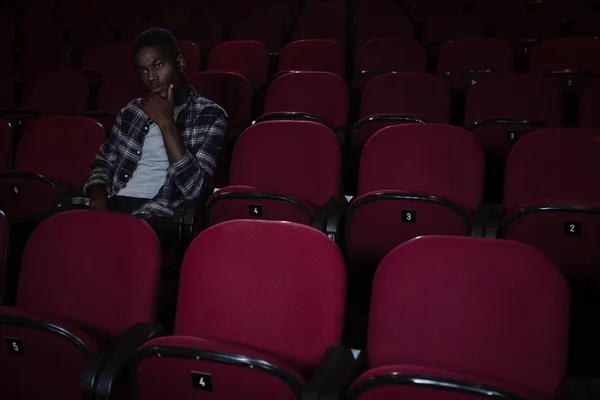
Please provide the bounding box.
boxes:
[312,196,349,244]
[172,191,210,244]
[485,204,504,238]
[471,204,491,238]
[301,345,361,400]
[0,109,42,117]
[81,322,165,399]
[555,378,600,400]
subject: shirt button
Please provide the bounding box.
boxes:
[124,174,129,178]
[143,126,148,131]
[136,150,141,154]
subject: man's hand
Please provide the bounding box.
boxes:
[141,84,174,126]
[89,186,109,212]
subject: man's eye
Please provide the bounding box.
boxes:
[139,70,147,76]
[155,63,163,69]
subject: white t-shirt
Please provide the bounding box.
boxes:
[117,104,186,199]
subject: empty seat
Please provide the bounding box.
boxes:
[20,70,88,115]
[354,0,405,24]
[189,71,253,133]
[493,14,561,58]
[571,15,600,38]
[278,39,345,77]
[0,12,16,48]
[20,13,65,46]
[578,78,600,128]
[529,38,600,95]
[465,73,564,159]
[80,43,133,87]
[500,128,600,283]
[0,43,14,73]
[352,72,451,154]
[0,209,6,304]
[176,39,200,76]
[170,17,223,60]
[0,73,13,109]
[422,14,486,58]
[407,0,465,22]
[437,38,515,93]
[0,119,13,170]
[258,71,348,130]
[67,21,115,48]
[347,235,569,400]
[346,124,484,283]
[355,15,413,45]
[352,37,427,94]
[207,40,269,86]
[230,11,286,53]
[470,0,528,18]
[19,43,72,72]
[292,1,346,46]
[85,72,146,134]
[0,210,162,399]
[206,120,342,227]
[0,70,89,130]
[0,116,105,220]
[132,219,348,399]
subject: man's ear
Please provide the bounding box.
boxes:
[177,55,187,74]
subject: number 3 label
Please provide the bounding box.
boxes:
[402,210,416,224]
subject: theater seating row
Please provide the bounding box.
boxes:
[2,212,598,399]
[2,118,598,291]
[2,0,599,69]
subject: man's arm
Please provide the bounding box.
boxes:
[82,110,125,208]
[165,106,227,200]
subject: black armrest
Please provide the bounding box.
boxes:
[80,322,165,399]
[301,345,360,400]
[555,378,600,400]
[485,204,504,239]
[56,189,88,209]
[172,191,210,244]
[0,171,67,194]
[0,109,42,118]
[312,196,349,244]
[471,204,491,238]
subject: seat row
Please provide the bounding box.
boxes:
[4,67,600,143]
[0,212,586,399]
[2,119,599,283]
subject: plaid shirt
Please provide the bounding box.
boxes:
[79,86,227,220]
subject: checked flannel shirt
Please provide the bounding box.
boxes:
[79,86,227,220]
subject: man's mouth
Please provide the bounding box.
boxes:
[151,85,164,93]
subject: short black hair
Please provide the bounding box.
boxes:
[132,27,180,60]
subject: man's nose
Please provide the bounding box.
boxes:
[147,69,158,81]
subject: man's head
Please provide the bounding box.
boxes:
[132,28,188,104]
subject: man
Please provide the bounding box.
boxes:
[82,27,227,228]
[5,28,227,304]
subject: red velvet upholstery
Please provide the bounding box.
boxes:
[133,219,346,399]
[349,236,569,400]
[0,210,162,399]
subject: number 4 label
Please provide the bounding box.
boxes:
[6,338,25,355]
[249,204,263,217]
[191,371,213,391]
[564,221,581,236]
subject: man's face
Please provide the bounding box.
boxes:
[135,45,182,99]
